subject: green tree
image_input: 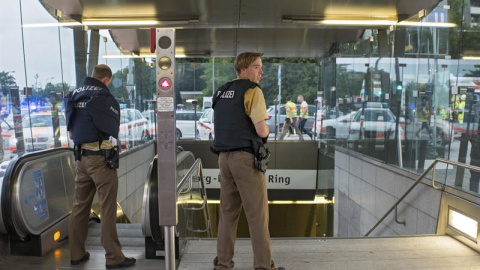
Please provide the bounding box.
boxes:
[336,65,365,98]
[199,58,235,105]
[198,57,321,107]
[133,59,157,111]
[0,71,16,95]
[269,59,319,105]
[448,0,464,59]
[32,82,71,104]
[109,67,130,104]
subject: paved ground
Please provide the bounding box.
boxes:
[2,223,480,270]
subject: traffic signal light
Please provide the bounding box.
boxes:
[396,81,403,91]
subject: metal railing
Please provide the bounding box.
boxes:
[177,158,212,236]
[365,158,480,236]
[176,158,212,236]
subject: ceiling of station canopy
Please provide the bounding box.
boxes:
[41,0,442,57]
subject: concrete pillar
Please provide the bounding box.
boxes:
[73,28,88,87]
[87,30,100,75]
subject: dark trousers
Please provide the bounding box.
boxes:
[298,118,312,138]
[415,122,432,138]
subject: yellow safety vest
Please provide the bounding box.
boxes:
[52,101,62,116]
[285,101,297,118]
[419,108,429,123]
[299,101,309,118]
[439,108,446,120]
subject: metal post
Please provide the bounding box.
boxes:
[274,99,279,140]
[164,226,176,270]
[314,99,318,140]
[192,99,198,141]
[277,65,282,101]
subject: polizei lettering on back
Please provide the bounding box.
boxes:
[72,85,103,95]
[75,102,86,108]
[220,90,235,99]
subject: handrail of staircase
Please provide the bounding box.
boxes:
[365,158,480,236]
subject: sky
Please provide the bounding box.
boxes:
[0,0,125,90]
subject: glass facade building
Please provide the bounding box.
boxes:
[1,0,480,196]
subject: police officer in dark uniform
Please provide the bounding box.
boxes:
[66,64,136,269]
[211,53,284,270]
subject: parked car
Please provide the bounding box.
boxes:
[1,114,14,151]
[142,109,201,140]
[266,104,317,134]
[176,110,201,140]
[197,108,214,140]
[9,112,72,152]
[346,108,404,150]
[313,111,357,139]
[119,108,150,146]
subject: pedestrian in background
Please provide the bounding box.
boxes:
[297,94,313,140]
[279,96,303,141]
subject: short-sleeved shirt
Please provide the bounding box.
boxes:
[82,140,113,151]
[300,101,309,118]
[244,86,268,125]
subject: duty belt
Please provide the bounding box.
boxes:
[220,147,254,154]
[81,149,107,156]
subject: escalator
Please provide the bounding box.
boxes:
[0,146,211,268]
[142,149,212,259]
[0,148,75,255]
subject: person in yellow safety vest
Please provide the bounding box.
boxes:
[279,96,304,141]
[415,102,433,140]
[457,94,466,124]
[439,106,447,120]
[297,94,313,140]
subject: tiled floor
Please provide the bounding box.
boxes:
[179,236,480,270]
[2,223,480,270]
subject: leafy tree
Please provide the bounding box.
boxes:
[336,65,364,98]
[109,67,130,103]
[448,0,464,59]
[199,58,235,101]
[199,58,321,107]
[0,71,16,95]
[35,82,71,103]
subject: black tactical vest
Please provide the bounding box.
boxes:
[66,77,120,144]
[212,79,264,151]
